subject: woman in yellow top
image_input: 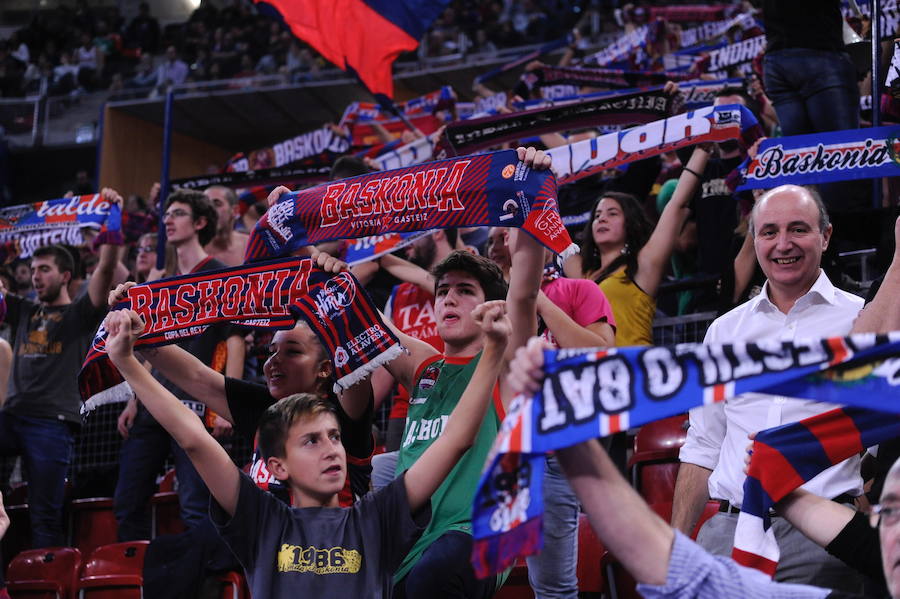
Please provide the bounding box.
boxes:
[564,146,707,346]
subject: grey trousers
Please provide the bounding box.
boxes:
[697,511,865,594]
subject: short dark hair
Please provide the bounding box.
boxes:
[444,228,459,248]
[257,393,339,460]
[431,250,508,301]
[205,185,238,207]
[166,188,218,245]
[32,245,75,276]
[329,156,369,180]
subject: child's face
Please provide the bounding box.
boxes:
[271,411,346,507]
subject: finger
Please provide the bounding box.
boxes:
[516,146,527,161]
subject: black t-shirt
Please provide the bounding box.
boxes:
[224,377,373,500]
[5,292,106,423]
[212,471,429,598]
[763,0,844,53]
[825,510,885,587]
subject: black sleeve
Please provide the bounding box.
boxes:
[335,391,374,460]
[825,510,884,584]
[3,293,25,334]
[365,471,431,572]
[211,471,286,571]
[224,378,275,443]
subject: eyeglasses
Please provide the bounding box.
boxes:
[136,246,155,253]
[870,504,900,529]
[163,209,192,220]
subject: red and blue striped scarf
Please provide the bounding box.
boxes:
[78,256,401,411]
[734,407,900,576]
[243,149,577,262]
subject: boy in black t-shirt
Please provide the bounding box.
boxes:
[102,299,511,598]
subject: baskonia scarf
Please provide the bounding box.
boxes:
[78,256,402,411]
[471,333,900,579]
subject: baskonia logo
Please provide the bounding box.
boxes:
[319,160,472,227]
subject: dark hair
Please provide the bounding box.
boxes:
[257,393,339,460]
[431,250,508,301]
[329,156,369,180]
[32,245,75,276]
[205,184,238,207]
[166,188,218,246]
[579,192,652,282]
[443,228,459,248]
[716,86,761,123]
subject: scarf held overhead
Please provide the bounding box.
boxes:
[244,149,576,261]
[434,88,672,158]
[734,126,900,190]
[546,103,762,184]
[78,256,402,411]
[470,332,900,579]
[0,194,122,259]
[735,407,900,577]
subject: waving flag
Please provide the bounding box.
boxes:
[255,0,450,98]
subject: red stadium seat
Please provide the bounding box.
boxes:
[157,469,176,493]
[576,513,608,594]
[150,491,185,538]
[68,498,118,557]
[492,558,534,599]
[628,414,689,504]
[2,502,30,572]
[217,571,249,599]
[77,541,149,599]
[6,547,82,599]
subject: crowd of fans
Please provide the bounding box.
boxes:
[1,1,900,599]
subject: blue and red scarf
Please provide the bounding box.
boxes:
[546,103,762,184]
[244,149,577,262]
[732,126,900,190]
[471,332,900,579]
[78,256,402,411]
[0,194,122,259]
[224,125,350,173]
[735,407,900,576]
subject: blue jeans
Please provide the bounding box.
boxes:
[114,405,210,541]
[764,48,859,136]
[525,455,579,599]
[396,531,497,599]
[0,412,74,548]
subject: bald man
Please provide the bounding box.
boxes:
[673,185,866,592]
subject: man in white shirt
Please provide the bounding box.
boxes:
[672,184,866,592]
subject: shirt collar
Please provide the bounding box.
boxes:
[750,270,836,314]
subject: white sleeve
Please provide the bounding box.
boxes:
[679,319,726,469]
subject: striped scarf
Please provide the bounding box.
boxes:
[78,256,401,411]
[244,149,577,262]
[471,333,900,579]
[734,407,900,576]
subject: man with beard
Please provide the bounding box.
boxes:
[0,190,122,549]
[370,230,458,488]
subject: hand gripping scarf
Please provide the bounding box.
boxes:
[546,103,762,184]
[734,407,900,576]
[470,332,900,579]
[732,125,900,191]
[434,88,673,158]
[244,149,578,262]
[0,194,122,259]
[78,256,402,412]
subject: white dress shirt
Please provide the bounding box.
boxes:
[679,270,865,507]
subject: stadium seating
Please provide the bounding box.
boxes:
[68,498,118,557]
[76,541,148,599]
[629,414,689,504]
[6,547,82,599]
[216,570,249,599]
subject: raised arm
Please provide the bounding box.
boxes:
[633,146,709,297]
[508,337,674,585]
[404,301,509,512]
[105,309,240,515]
[852,215,900,333]
[379,253,433,294]
[88,188,126,309]
[536,290,614,347]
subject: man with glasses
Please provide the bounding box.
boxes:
[114,189,244,540]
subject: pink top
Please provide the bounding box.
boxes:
[541,276,616,347]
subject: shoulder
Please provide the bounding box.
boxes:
[705,301,756,341]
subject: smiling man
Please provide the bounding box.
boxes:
[672,184,867,593]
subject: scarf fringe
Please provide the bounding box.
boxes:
[81,381,134,415]
[333,342,405,392]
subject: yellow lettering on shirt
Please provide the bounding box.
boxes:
[277,544,362,574]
